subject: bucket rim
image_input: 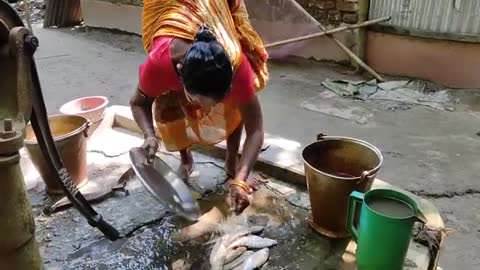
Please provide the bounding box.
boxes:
[59,95,109,115]
[301,136,384,180]
[24,114,89,144]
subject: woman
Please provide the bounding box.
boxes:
[130,0,269,215]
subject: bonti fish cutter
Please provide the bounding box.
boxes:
[129,147,201,221]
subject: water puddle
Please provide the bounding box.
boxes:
[60,185,354,270]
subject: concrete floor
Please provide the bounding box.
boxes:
[32,24,480,269]
[23,116,431,270]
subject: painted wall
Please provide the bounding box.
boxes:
[244,0,352,62]
[80,0,143,34]
[81,0,355,62]
[366,32,480,89]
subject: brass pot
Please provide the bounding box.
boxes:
[302,135,383,238]
[24,114,89,195]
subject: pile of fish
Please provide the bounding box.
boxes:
[209,225,277,270]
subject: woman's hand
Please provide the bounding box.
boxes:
[230,178,258,215]
[230,185,250,215]
[130,86,158,163]
[141,136,159,163]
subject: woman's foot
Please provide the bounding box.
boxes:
[245,177,259,193]
[178,149,194,181]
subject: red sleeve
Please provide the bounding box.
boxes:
[138,37,182,97]
[228,54,255,105]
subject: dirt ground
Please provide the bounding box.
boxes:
[26,24,480,269]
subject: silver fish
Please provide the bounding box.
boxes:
[210,232,253,270]
[240,248,270,270]
[248,225,265,235]
[225,247,247,264]
[224,251,254,270]
[231,225,266,240]
[209,225,267,269]
[228,235,278,249]
[207,226,263,247]
[210,234,232,270]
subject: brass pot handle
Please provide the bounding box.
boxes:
[316,133,327,141]
[358,170,375,183]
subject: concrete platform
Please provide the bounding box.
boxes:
[71,105,445,269]
[30,24,480,269]
[19,105,443,269]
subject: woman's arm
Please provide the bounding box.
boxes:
[227,0,237,11]
[235,94,264,181]
[129,86,158,162]
[130,86,155,137]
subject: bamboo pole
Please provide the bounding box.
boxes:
[265,16,390,49]
[358,0,371,61]
[287,0,384,81]
[328,36,384,82]
[314,22,385,82]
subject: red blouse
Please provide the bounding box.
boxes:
[139,36,255,104]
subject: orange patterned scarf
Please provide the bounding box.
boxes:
[142,0,268,90]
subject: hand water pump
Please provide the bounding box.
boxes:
[0,2,120,268]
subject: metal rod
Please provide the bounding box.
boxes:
[264,16,391,49]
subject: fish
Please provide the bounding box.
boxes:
[248,225,265,235]
[206,226,265,246]
[238,248,270,270]
[210,232,254,270]
[224,251,254,270]
[210,234,232,270]
[208,223,268,269]
[225,247,247,264]
[228,235,278,249]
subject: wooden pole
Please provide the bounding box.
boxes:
[314,23,385,82]
[328,36,384,82]
[23,0,33,32]
[265,16,390,49]
[358,0,371,61]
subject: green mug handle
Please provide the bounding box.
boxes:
[347,191,365,241]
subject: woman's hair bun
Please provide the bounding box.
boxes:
[195,26,216,42]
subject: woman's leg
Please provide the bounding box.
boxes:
[225,122,243,177]
[178,148,194,180]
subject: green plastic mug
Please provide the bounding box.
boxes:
[347,189,426,270]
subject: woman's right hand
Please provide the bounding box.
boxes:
[141,136,159,163]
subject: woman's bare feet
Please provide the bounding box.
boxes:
[178,148,194,181]
[245,177,259,192]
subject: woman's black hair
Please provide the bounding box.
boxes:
[181,26,233,101]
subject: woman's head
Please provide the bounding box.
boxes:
[181,26,233,106]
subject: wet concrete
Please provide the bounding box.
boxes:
[29,24,480,269]
[26,147,336,269]
[25,141,430,269]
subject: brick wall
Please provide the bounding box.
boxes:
[296,0,359,26]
